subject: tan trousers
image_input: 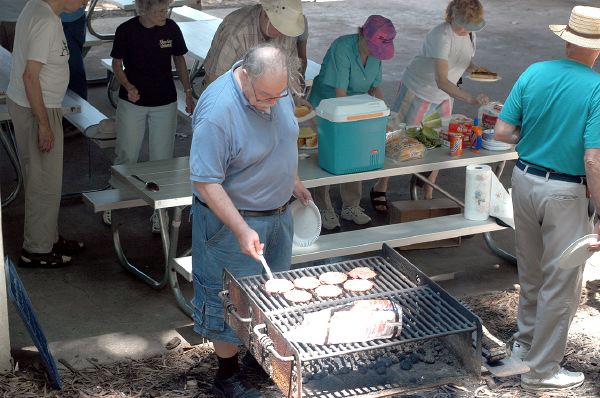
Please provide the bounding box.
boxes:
[511,167,591,379]
[7,99,63,253]
[312,181,362,212]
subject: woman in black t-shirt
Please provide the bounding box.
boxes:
[105,0,195,232]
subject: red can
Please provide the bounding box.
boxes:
[449,133,463,156]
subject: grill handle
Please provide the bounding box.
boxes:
[218,290,252,323]
[253,324,295,362]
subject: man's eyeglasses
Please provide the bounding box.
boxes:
[249,79,289,103]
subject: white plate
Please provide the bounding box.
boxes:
[289,199,321,247]
[296,110,316,123]
[482,141,513,151]
[466,75,502,82]
[299,144,318,150]
[559,234,598,269]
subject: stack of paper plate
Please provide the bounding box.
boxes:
[482,139,513,151]
[289,200,321,247]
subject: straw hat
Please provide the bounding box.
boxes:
[549,6,600,49]
[261,0,305,37]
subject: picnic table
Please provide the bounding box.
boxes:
[96,148,517,317]
[86,0,193,40]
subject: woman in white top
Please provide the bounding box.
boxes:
[371,0,490,211]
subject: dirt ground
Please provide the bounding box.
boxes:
[1,279,598,398]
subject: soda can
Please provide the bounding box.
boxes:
[449,133,463,156]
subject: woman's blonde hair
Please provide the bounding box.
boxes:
[445,0,484,25]
[135,0,173,16]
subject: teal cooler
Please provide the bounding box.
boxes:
[315,94,389,175]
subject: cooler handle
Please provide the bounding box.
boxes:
[253,324,295,362]
[218,290,252,323]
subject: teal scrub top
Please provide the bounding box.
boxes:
[308,34,382,107]
[500,60,600,176]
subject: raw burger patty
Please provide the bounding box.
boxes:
[315,284,343,298]
[284,289,313,303]
[319,271,348,285]
[348,267,377,280]
[265,279,294,294]
[343,279,374,292]
[293,276,320,290]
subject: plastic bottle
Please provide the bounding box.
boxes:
[470,118,483,154]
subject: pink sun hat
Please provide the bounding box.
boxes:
[362,15,396,60]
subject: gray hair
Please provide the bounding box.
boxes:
[241,44,302,94]
[135,0,173,16]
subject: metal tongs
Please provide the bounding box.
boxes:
[257,252,274,280]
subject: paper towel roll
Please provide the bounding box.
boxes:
[464,165,492,221]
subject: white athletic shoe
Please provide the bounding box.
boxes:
[102,210,112,226]
[320,209,341,230]
[151,211,169,235]
[340,206,371,225]
[521,367,584,391]
[511,340,530,361]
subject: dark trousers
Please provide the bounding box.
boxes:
[62,14,87,99]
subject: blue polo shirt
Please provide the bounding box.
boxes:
[189,62,299,211]
[308,34,382,107]
[500,60,600,176]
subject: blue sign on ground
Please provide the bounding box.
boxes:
[4,257,62,389]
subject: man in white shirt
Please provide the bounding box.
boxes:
[6,0,88,268]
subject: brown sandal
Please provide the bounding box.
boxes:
[370,187,388,213]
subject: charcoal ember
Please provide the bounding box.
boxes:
[313,370,328,380]
[415,347,435,364]
[399,358,413,370]
[390,355,400,365]
[375,366,387,375]
[407,353,420,365]
[302,375,311,384]
[357,363,368,374]
[375,359,386,368]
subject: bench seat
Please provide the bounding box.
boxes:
[83,188,147,213]
[171,214,506,282]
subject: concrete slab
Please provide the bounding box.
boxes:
[1,0,599,370]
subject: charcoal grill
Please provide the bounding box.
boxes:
[219,244,482,397]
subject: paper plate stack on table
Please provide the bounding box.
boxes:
[481,129,513,151]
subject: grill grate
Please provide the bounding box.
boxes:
[237,255,478,361]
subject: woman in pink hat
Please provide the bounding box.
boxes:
[371,0,491,210]
[308,15,396,230]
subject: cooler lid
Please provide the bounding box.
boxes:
[315,94,390,123]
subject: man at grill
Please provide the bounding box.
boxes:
[189,44,312,397]
[494,5,600,392]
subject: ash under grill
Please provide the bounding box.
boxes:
[221,244,482,398]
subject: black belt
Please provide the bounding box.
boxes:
[195,195,288,217]
[516,159,586,185]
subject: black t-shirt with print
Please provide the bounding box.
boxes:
[111,17,187,107]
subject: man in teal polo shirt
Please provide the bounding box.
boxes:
[494,5,600,392]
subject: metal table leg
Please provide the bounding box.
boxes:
[484,161,516,264]
[1,120,23,208]
[111,208,170,289]
[167,206,193,317]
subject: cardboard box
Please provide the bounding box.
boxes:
[389,199,462,250]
